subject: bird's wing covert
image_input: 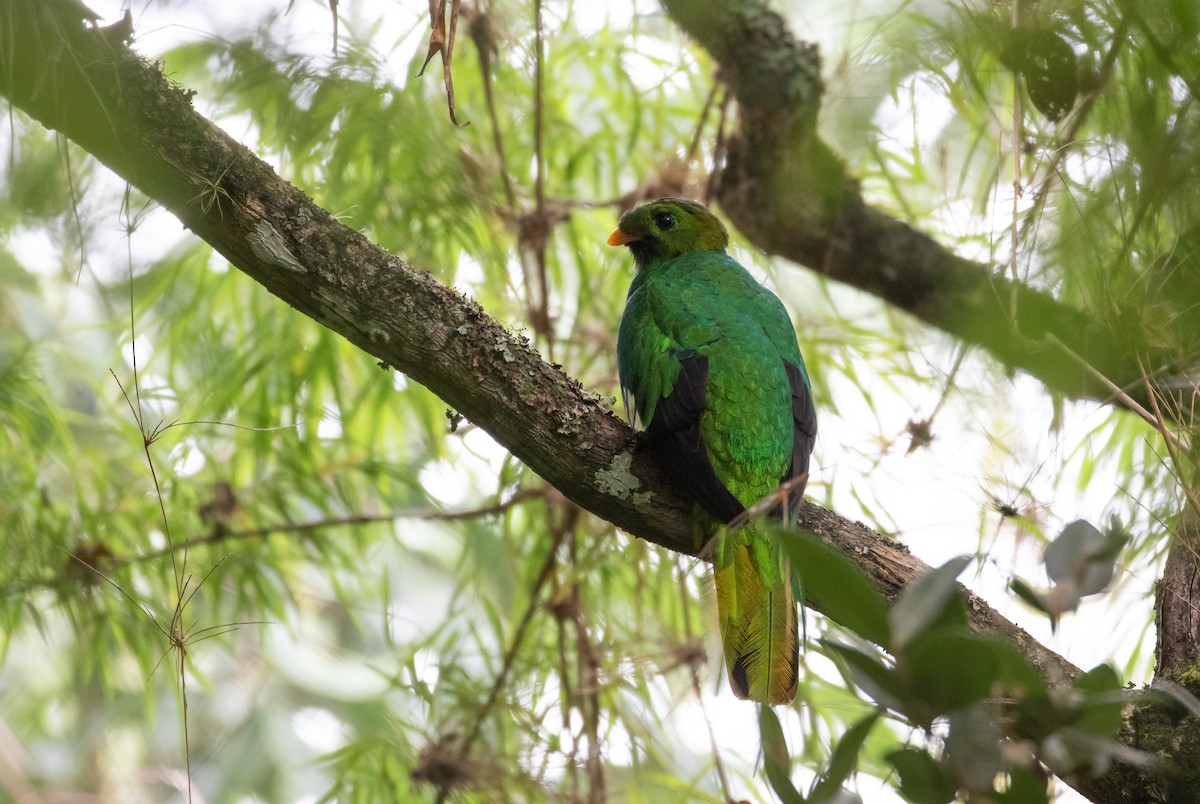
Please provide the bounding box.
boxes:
[785,361,817,511]
[646,349,745,523]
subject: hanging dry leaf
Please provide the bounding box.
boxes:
[419,0,468,125]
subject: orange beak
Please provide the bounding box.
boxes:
[607,228,638,247]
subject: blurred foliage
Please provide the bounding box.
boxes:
[1,0,1198,801]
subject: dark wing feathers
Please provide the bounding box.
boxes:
[646,351,817,524]
[784,361,817,513]
[645,350,745,523]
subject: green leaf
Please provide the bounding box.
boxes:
[822,641,905,712]
[1073,662,1121,694]
[1041,727,1158,777]
[1151,678,1200,720]
[1009,577,1050,616]
[780,528,890,645]
[995,765,1050,804]
[1072,663,1125,737]
[901,631,1001,721]
[809,710,881,802]
[759,705,806,804]
[944,704,1001,793]
[886,748,957,804]
[1015,662,1124,744]
[889,555,972,652]
[1045,519,1124,597]
[898,627,1047,727]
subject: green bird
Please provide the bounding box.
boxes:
[609,198,816,705]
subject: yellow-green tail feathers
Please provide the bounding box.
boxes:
[714,533,799,706]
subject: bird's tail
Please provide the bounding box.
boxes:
[714,531,799,705]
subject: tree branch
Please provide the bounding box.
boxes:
[2,488,549,598]
[0,4,1165,801]
[661,0,1180,420]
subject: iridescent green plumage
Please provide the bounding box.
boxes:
[610,198,816,705]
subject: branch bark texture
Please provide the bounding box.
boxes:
[661,6,1200,801]
[662,0,1179,419]
[0,0,1075,682]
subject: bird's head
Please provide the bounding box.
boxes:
[606,198,729,269]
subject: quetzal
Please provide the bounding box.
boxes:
[608,198,816,705]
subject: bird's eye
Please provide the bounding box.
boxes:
[653,212,675,231]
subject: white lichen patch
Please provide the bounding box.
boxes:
[363,321,390,342]
[249,220,306,273]
[595,452,642,500]
[632,490,656,507]
[493,336,516,363]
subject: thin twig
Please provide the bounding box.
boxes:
[114,219,193,798]
[1047,335,1183,450]
[431,527,566,803]
[684,80,719,167]
[729,474,810,532]
[61,135,86,284]
[6,488,545,598]
[704,86,731,205]
[675,561,734,801]
[59,549,264,803]
[110,371,181,591]
[1135,357,1200,520]
[531,0,553,360]
[473,1,517,210]
[458,529,564,752]
[566,532,605,801]
[1009,0,1021,324]
[905,344,970,453]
